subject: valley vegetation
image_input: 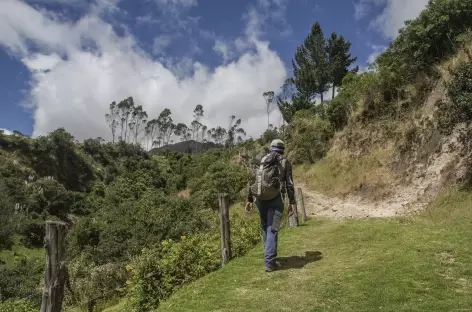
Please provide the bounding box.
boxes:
[2,0,472,311]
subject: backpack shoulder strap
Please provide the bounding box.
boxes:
[281,158,287,171]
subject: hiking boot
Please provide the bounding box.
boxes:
[265,261,282,272]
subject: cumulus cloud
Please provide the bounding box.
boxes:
[0,0,287,143]
[359,44,387,73]
[355,0,429,39]
[152,36,171,55]
[0,128,13,136]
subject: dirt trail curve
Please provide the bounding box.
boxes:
[297,182,416,219]
[295,121,472,219]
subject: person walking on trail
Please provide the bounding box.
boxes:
[245,139,296,272]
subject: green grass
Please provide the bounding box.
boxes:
[0,236,43,268]
[293,147,397,200]
[155,188,472,312]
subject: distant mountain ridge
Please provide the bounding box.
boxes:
[150,140,222,154]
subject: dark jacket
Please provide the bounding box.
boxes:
[247,151,296,205]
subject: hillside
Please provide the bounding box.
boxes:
[150,140,222,154]
[155,190,472,312]
[3,1,472,311]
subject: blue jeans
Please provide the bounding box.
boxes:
[255,194,284,268]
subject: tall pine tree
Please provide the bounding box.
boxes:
[292,22,330,102]
[327,32,358,99]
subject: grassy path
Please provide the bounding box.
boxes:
[157,190,472,312]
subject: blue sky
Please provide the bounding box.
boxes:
[0,0,428,140]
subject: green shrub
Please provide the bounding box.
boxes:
[377,0,472,88]
[125,233,221,311]
[31,128,95,192]
[0,299,37,312]
[188,161,250,210]
[18,220,45,248]
[0,183,15,249]
[287,110,334,163]
[65,254,127,310]
[436,62,472,134]
[125,205,261,311]
[0,259,42,302]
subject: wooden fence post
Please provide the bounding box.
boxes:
[218,194,232,267]
[297,187,307,223]
[288,202,299,228]
[40,221,67,312]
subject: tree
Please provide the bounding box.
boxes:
[213,127,226,145]
[193,105,204,139]
[190,120,201,141]
[263,91,275,129]
[277,78,315,124]
[156,108,174,146]
[130,105,148,144]
[117,97,135,142]
[174,123,189,142]
[292,21,330,102]
[225,117,246,148]
[105,102,119,143]
[327,32,358,99]
[145,119,159,150]
[201,125,208,142]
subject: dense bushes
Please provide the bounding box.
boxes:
[125,206,260,312]
[1,127,261,311]
[0,182,15,249]
[0,299,37,312]
[189,161,251,210]
[125,233,221,311]
[0,259,42,303]
[377,0,472,88]
[437,62,472,134]
[287,110,334,164]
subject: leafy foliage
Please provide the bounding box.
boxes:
[0,258,42,303]
[125,206,260,312]
[376,0,472,89]
[293,22,330,102]
[286,110,334,163]
[0,299,38,312]
[437,62,472,134]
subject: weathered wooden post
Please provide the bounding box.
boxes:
[218,193,232,267]
[288,202,299,227]
[40,221,67,312]
[297,187,307,223]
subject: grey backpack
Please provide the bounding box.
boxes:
[250,152,285,201]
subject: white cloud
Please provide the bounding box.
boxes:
[154,0,197,9]
[355,0,429,39]
[0,128,13,136]
[213,40,233,63]
[0,0,287,143]
[152,36,171,55]
[243,0,292,38]
[153,0,198,23]
[354,0,383,20]
[359,44,387,73]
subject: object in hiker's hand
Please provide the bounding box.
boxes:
[288,204,295,216]
[245,202,253,214]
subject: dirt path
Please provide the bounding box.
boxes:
[296,124,470,220]
[297,182,418,219]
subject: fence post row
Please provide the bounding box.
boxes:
[40,221,67,312]
[218,193,232,267]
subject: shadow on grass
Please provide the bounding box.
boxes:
[277,251,323,270]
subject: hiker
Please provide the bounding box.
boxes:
[245,139,296,272]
